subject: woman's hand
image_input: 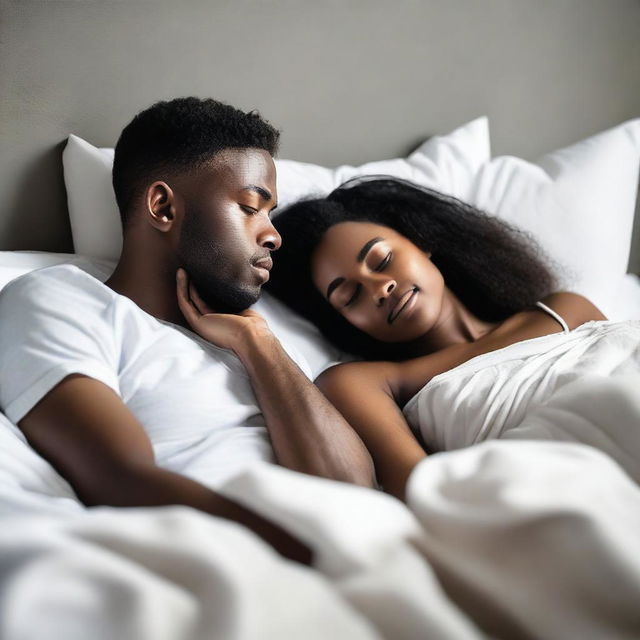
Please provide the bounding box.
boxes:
[176,268,272,354]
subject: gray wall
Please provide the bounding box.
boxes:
[2,0,640,266]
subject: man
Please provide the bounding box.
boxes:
[0,97,374,563]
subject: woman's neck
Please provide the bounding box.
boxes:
[410,288,499,356]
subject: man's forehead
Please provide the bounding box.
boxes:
[175,148,277,204]
[206,148,275,181]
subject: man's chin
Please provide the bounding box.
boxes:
[199,284,261,314]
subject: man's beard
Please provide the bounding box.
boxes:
[177,207,260,314]
[187,266,259,314]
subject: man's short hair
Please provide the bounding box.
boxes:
[112,97,280,226]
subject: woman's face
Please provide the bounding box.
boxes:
[311,221,445,343]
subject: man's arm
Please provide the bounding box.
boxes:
[177,269,375,487]
[18,374,312,564]
[237,330,375,485]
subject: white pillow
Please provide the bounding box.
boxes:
[63,118,490,260]
[466,119,640,316]
[63,136,119,261]
[275,116,490,210]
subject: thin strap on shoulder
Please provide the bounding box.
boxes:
[535,301,570,334]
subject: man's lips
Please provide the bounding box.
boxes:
[252,257,273,282]
[387,287,419,324]
[253,257,273,272]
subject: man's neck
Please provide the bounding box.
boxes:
[105,242,186,327]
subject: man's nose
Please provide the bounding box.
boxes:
[371,276,396,307]
[258,217,282,251]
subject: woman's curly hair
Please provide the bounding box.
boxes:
[266,176,557,360]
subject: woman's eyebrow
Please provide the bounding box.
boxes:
[356,237,384,262]
[327,277,345,299]
[326,237,385,299]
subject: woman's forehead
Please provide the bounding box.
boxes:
[311,221,398,285]
[320,221,398,246]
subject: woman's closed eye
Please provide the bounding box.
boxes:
[373,252,392,271]
[344,284,361,307]
[342,252,392,307]
[240,204,258,215]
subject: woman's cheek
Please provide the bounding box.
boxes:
[346,309,376,337]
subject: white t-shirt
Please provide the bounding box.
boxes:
[0,264,304,489]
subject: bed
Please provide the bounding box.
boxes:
[3,2,640,638]
[1,114,640,639]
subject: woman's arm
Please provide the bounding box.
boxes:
[316,362,427,501]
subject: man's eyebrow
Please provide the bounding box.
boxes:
[243,184,276,204]
[326,237,384,299]
[356,237,384,263]
[242,185,278,212]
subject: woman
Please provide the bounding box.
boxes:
[266,177,627,499]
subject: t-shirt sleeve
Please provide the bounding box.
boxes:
[0,267,121,423]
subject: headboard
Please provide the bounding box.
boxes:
[2,0,639,268]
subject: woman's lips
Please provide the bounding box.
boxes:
[388,287,418,324]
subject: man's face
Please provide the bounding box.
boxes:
[176,148,280,313]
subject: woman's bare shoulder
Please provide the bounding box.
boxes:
[316,344,484,406]
[541,291,607,327]
[316,360,398,391]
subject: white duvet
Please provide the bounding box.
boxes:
[2,401,640,639]
[404,320,640,483]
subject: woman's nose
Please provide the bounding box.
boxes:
[372,278,396,306]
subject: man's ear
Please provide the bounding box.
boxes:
[145,181,178,232]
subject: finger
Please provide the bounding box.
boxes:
[188,281,216,315]
[176,269,200,324]
[188,282,204,315]
[176,268,189,306]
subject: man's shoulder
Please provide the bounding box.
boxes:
[0,264,118,327]
[0,264,110,306]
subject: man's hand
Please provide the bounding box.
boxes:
[176,268,375,488]
[176,268,270,354]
